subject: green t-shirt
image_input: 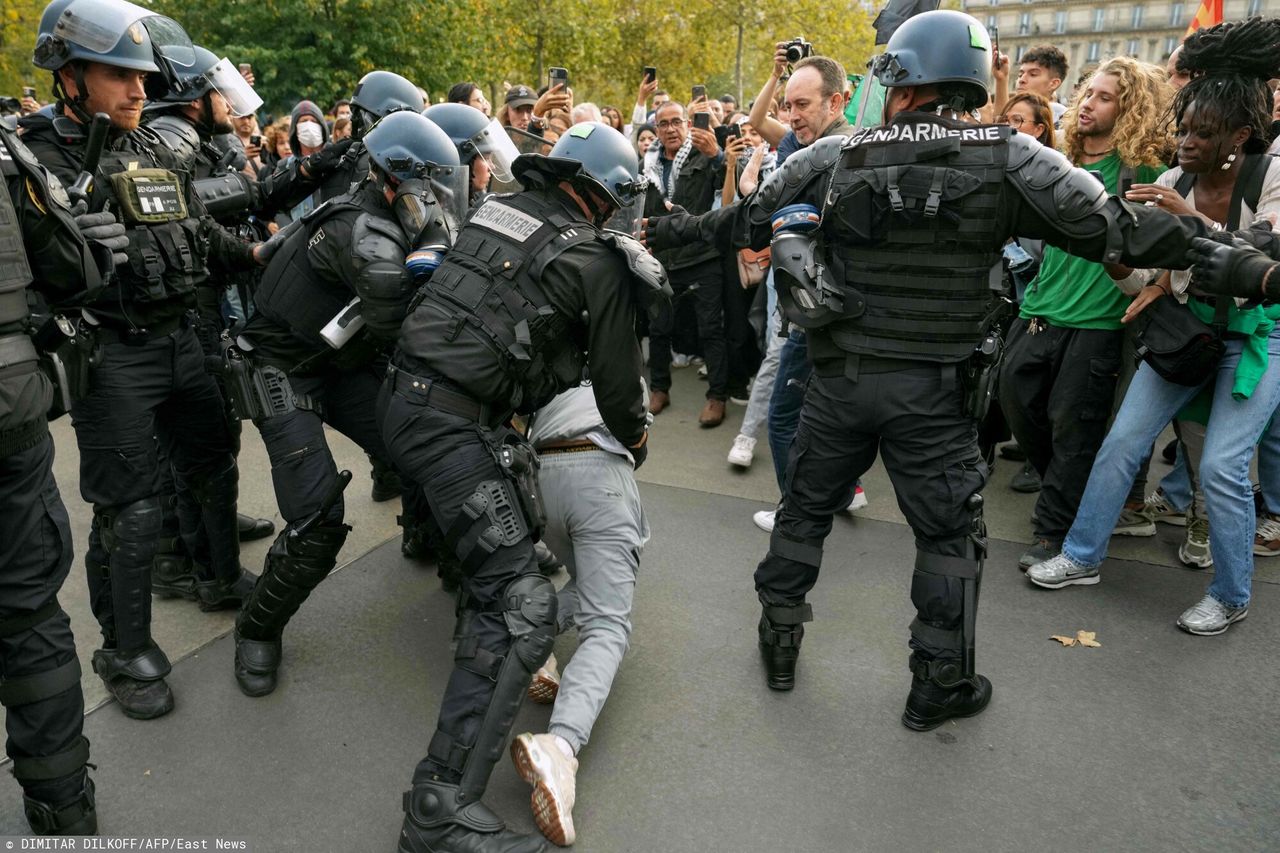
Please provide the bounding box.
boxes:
[1020,153,1166,330]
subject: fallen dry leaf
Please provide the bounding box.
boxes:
[1076,630,1101,648]
[1050,635,1077,646]
[143,769,151,776]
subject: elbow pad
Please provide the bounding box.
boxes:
[351,213,415,339]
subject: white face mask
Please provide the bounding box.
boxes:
[296,122,324,149]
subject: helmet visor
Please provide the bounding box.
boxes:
[424,164,470,232]
[206,58,262,117]
[602,194,643,237]
[470,118,520,183]
[142,15,195,71]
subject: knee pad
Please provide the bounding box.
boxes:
[187,462,239,508]
[98,497,163,553]
[501,573,558,671]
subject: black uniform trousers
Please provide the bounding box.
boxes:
[0,433,86,793]
[649,259,729,400]
[254,364,388,526]
[378,381,539,784]
[998,318,1123,542]
[755,360,987,662]
[71,327,236,648]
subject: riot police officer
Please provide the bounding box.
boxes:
[229,110,465,698]
[0,117,107,835]
[384,122,662,853]
[645,10,1211,731]
[259,69,425,217]
[143,44,276,604]
[422,101,521,209]
[23,0,262,719]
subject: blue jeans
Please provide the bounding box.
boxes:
[1258,412,1280,514]
[1158,441,1192,511]
[1063,330,1280,607]
[767,329,811,491]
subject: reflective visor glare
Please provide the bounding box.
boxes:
[208,58,263,117]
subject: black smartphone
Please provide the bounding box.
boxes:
[643,66,657,84]
[692,84,706,102]
[249,134,262,147]
[548,67,570,89]
[725,123,741,141]
[22,86,35,99]
[693,112,710,131]
[991,25,1000,65]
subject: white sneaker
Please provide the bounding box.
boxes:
[753,509,776,532]
[527,652,560,704]
[511,733,578,846]
[671,352,692,369]
[728,434,756,467]
[697,364,708,379]
[846,486,867,512]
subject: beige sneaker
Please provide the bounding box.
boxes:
[527,653,560,704]
[511,733,578,846]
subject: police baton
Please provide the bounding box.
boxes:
[292,469,353,538]
[68,112,110,211]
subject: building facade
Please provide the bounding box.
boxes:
[960,0,1272,101]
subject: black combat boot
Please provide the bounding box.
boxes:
[237,513,276,542]
[757,603,813,691]
[91,645,173,720]
[194,566,258,611]
[901,654,992,732]
[370,454,404,502]
[399,779,547,853]
[22,768,97,836]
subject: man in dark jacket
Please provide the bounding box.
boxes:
[642,99,728,426]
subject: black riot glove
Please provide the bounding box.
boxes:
[302,137,354,178]
[72,207,128,267]
[1188,235,1280,302]
[1232,218,1280,258]
[641,203,692,252]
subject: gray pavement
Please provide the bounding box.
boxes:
[3,367,1278,850]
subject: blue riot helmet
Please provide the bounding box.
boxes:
[151,45,263,118]
[422,101,520,184]
[874,9,992,113]
[349,70,426,140]
[363,111,468,280]
[512,122,647,228]
[33,0,196,116]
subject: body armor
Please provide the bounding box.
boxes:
[253,194,365,352]
[813,115,1012,363]
[398,191,594,413]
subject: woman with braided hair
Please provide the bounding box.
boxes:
[1028,16,1280,637]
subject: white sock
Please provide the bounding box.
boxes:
[552,734,576,759]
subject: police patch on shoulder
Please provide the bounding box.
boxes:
[470,201,541,242]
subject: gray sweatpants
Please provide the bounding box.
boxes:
[538,449,649,753]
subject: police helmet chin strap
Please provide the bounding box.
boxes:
[53,65,94,125]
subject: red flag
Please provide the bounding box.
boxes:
[1183,0,1223,40]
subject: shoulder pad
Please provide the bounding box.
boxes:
[352,211,409,259]
[602,230,669,293]
[1007,141,1107,224]
[0,126,70,211]
[147,115,200,167]
[754,136,842,222]
[1005,133,1074,189]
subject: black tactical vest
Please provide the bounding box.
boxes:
[96,127,208,310]
[254,193,364,350]
[815,116,1011,363]
[398,190,594,412]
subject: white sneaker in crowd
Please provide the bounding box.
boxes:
[671,352,692,368]
[527,652,560,704]
[847,486,868,512]
[728,434,756,468]
[753,508,776,532]
[511,732,578,846]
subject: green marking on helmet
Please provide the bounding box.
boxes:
[569,124,595,139]
[968,24,986,50]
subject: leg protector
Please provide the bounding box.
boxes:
[97,497,163,652]
[234,522,349,697]
[399,778,546,853]
[186,461,243,584]
[21,764,96,836]
[426,574,558,813]
[758,602,813,692]
[151,492,198,601]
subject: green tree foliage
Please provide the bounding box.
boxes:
[4,0,875,117]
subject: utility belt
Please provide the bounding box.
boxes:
[92,312,189,346]
[212,335,316,422]
[386,364,509,428]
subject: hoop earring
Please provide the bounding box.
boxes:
[1222,145,1239,171]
